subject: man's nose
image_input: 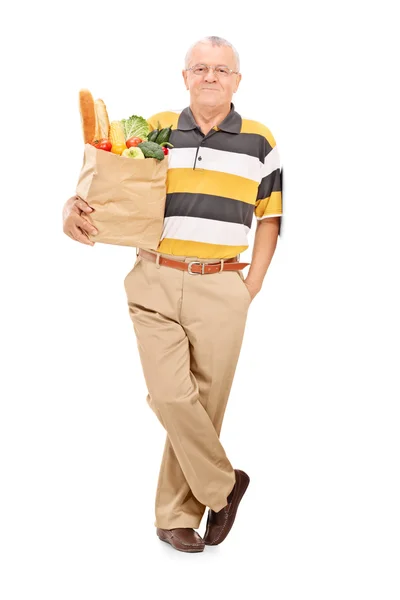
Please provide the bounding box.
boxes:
[204,67,217,82]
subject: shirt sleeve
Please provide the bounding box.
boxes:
[146,113,161,132]
[254,134,283,224]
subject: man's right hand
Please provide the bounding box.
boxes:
[62,196,98,246]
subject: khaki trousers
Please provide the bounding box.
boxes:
[123,249,252,529]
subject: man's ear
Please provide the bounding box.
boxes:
[182,70,189,90]
[234,73,242,93]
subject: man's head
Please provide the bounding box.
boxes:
[182,36,242,109]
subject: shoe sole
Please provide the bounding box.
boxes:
[157,534,205,553]
[204,469,250,545]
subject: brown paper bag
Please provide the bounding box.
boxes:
[76,143,168,248]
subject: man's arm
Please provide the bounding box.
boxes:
[245,125,283,297]
[244,216,280,292]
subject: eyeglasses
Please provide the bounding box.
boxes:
[185,64,239,77]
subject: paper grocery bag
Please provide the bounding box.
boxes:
[76,143,168,248]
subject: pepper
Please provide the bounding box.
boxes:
[111,143,127,155]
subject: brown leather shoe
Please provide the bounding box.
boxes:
[203,469,250,546]
[156,527,205,553]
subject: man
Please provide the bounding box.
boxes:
[63,35,283,553]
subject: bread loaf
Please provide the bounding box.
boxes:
[79,89,96,144]
[94,99,110,140]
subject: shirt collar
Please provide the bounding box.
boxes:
[177,102,242,134]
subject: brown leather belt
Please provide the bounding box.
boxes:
[138,248,250,275]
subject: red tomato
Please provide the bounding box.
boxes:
[126,137,143,148]
[91,139,112,152]
[162,146,169,155]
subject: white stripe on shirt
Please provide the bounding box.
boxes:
[162,215,250,246]
[168,147,262,183]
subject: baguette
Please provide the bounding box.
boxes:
[79,89,96,144]
[94,99,110,140]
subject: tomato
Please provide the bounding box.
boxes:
[91,139,112,152]
[126,136,143,148]
[162,146,169,155]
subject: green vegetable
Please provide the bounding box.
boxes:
[120,115,150,142]
[147,129,159,142]
[155,125,173,145]
[159,142,173,148]
[122,147,145,159]
[138,141,165,161]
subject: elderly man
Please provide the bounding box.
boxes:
[63,35,283,553]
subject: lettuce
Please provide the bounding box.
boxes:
[120,115,150,141]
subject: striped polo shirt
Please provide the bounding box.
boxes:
[146,103,283,259]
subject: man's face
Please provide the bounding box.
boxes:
[182,43,242,108]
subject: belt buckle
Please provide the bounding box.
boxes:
[188,261,205,275]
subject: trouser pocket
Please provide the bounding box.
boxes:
[236,270,252,303]
[124,255,143,288]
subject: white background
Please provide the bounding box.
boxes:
[1,0,399,598]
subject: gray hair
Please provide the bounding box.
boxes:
[184,36,240,71]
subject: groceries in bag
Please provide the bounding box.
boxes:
[78,89,173,158]
[75,89,171,248]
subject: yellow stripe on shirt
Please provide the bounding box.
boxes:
[167,169,258,204]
